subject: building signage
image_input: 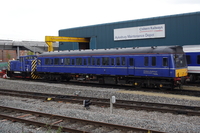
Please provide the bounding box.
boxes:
[114,24,165,41]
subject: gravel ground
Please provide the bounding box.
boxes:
[0,78,200,133]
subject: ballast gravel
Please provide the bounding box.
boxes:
[0,78,200,133]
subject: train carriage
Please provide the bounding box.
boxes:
[183,45,200,82]
[35,45,187,89]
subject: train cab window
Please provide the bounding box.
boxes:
[111,58,115,66]
[97,58,100,65]
[152,57,156,66]
[186,55,191,64]
[122,57,125,66]
[72,59,75,65]
[129,58,134,66]
[116,57,120,66]
[64,58,70,65]
[19,57,23,62]
[102,57,109,65]
[197,55,200,64]
[144,57,148,66]
[84,59,87,65]
[45,58,51,65]
[76,58,82,65]
[54,58,59,65]
[92,58,95,65]
[88,58,91,65]
[163,58,168,66]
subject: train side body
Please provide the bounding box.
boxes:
[36,46,187,89]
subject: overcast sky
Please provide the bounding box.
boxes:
[1,0,200,41]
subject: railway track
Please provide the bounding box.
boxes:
[0,106,163,133]
[0,89,200,116]
[7,78,200,97]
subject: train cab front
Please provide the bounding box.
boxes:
[173,54,188,88]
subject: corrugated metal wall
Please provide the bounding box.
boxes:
[59,12,200,50]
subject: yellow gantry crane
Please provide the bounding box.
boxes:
[45,36,90,52]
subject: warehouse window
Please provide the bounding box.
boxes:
[186,55,191,64]
[122,57,125,66]
[45,58,51,65]
[116,57,120,66]
[129,58,134,66]
[144,57,148,66]
[152,57,156,66]
[111,58,115,66]
[64,58,70,65]
[163,58,168,66]
[54,58,59,65]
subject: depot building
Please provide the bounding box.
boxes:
[58,11,200,51]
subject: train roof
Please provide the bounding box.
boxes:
[183,45,200,53]
[38,45,184,57]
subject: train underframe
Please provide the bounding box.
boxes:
[37,72,181,90]
[7,71,182,89]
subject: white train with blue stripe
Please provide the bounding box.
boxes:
[183,45,200,82]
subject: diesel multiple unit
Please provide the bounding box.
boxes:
[7,46,188,89]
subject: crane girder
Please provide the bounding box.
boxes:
[45,36,90,52]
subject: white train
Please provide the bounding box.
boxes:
[183,45,200,82]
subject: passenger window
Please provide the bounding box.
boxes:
[116,57,120,66]
[122,57,125,66]
[197,55,200,64]
[129,58,134,66]
[76,58,82,65]
[92,58,95,65]
[163,58,168,66]
[152,57,156,66]
[102,57,109,65]
[64,58,70,65]
[144,57,148,66]
[186,55,191,64]
[84,59,87,65]
[72,59,75,65]
[97,58,100,65]
[88,58,91,65]
[60,59,64,65]
[54,58,59,65]
[45,58,51,65]
[111,58,115,66]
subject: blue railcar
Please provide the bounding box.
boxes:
[35,46,187,89]
[7,55,37,78]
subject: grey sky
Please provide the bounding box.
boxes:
[0,0,200,41]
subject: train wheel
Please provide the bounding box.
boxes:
[178,84,183,90]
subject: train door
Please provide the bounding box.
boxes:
[128,57,135,75]
[20,57,25,72]
[162,56,170,77]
